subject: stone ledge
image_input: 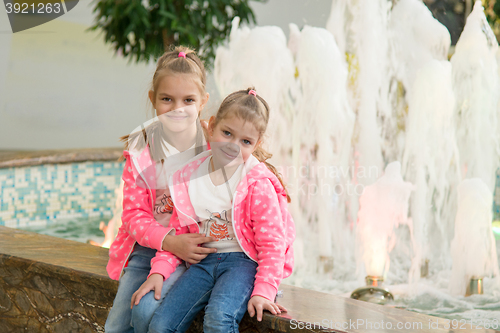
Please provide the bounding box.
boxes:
[0,148,123,169]
[1,226,497,333]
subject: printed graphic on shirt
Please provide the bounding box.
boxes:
[155,194,174,214]
[201,210,234,241]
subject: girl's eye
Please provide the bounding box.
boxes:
[243,139,252,145]
[222,130,231,136]
[162,97,172,102]
[185,98,195,103]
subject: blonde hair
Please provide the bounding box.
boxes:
[212,88,290,202]
[150,45,207,102]
[120,46,207,161]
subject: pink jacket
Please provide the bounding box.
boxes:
[151,151,295,301]
[107,146,181,280]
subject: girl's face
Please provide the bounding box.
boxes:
[208,113,261,166]
[149,73,209,133]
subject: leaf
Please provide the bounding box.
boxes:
[88,0,261,68]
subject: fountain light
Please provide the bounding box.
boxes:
[465,276,483,296]
[350,275,394,305]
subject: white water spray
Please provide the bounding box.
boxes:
[449,179,499,295]
[452,1,500,192]
[356,161,414,278]
[211,0,500,319]
[290,24,356,275]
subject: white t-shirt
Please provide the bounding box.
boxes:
[189,157,243,252]
[154,141,195,227]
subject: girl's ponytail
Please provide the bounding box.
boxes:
[252,146,291,203]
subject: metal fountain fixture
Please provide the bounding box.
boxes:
[350,276,394,305]
[466,276,483,296]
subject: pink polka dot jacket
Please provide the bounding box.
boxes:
[150,151,296,302]
[106,147,177,281]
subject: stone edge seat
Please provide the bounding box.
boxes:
[2,226,499,333]
[0,148,123,169]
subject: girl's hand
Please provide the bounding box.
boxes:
[130,273,163,309]
[162,234,217,264]
[247,295,282,322]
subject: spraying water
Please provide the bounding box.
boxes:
[288,24,356,276]
[356,161,414,279]
[402,59,461,285]
[452,1,500,193]
[382,0,451,164]
[210,0,500,320]
[449,179,499,295]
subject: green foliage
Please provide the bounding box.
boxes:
[483,0,500,39]
[90,0,264,68]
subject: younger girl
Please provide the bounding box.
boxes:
[133,88,295,333]
[105,46,217,333]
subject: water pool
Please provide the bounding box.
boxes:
[16,216,107,245]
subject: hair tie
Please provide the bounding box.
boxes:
[178,52,186,58]
[248,90,257,96]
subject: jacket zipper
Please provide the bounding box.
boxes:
[231,189,256,263]
[170,178,200,233]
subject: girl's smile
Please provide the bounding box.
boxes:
[165,111,190,121]
[208,113,261,169]
[149,73,208,134]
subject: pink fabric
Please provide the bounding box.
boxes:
[107,147,181,280]
[178,52,186,58]
[151,153,295,301]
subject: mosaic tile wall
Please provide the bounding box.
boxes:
[1,161,499,229]
[0,161,124,228]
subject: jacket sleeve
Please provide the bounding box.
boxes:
[148,210,191,280]
[248,179,288,301]
[121,153,172,251]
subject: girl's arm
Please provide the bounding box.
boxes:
[248,179,288,301]
[121,154,172,251]
[130,211,200,306]
[123,153,216,261]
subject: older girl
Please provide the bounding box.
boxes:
[105,46,217,333]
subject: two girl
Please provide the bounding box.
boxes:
[105,46,218,333]
[132,88,295,333]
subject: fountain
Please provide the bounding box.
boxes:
[351,161,413,304]
[213,0,500,323]
[449,179,499,296]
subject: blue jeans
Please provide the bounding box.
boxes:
[105,244,186,333]
[148,252,258,333]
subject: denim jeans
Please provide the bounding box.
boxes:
[105,244,186,333]
[148,252,258,333]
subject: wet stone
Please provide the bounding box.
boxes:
[0,286,12,312]
[25,288,55,318]
[14,289,32,314]
[29,275,71,299]
[52,316,81,333]
[1,225,487,333]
